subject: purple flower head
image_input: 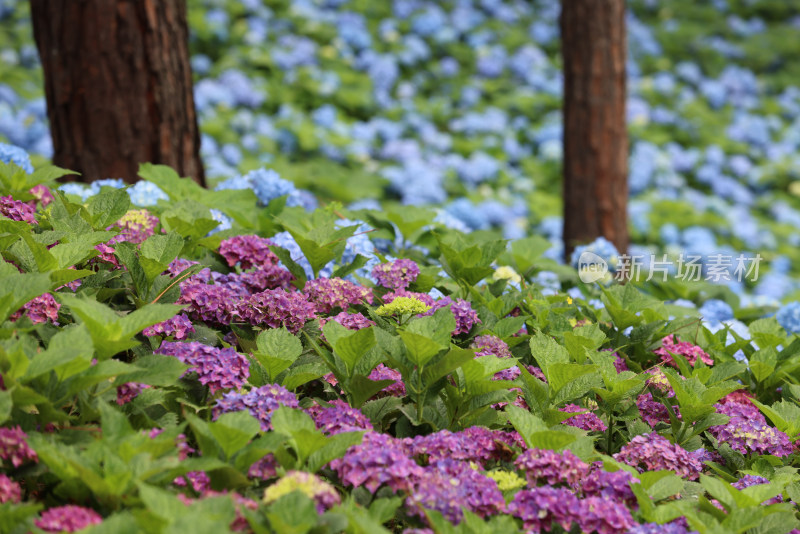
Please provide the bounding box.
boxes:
[0,473,21,504]
[605,350,629,372]
[213,384,298,431]
[710,401,793,457]
[219,235,280,270]
[233,264,294,292]
[143,313,195,339]
[576,462,638,505]
[34,506,103,532]
[629,519,694,534]
[0,426,38,467]
[20,293,60,324]
[508,486,580,532]
[471,335,512,358]
[0,195,36,224]
[577,496,636,534]
[167,258,200,277]
[238,289,316,333]
[406,459,505,524]
[655,335,714,368]
[178,281,243,326]
[448,299,481,334]
[325,311,375,331]
[304,277,373,313]
[637,392,681,427]
[91,243,120,269]
[108,209,159,245]
[515,448,590,486]
[248,454,278,480]
[614,433,703,480]
[560,404,608,432]
[29,184,53,207]
[732,475,783,505]
[372,259,420,290]
[156,341,249,393]
[307,399,373,435]
[174,470,211,493]
[412,427,520,465]
[331,432,423,493]
[645,366,676,396]
[367,363,406,397]
[116,382,150,405]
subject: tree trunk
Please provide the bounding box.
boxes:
[561,0,627,261]
[29,0,205,186]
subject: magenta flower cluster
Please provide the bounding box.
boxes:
[372,258,420,290]
[732,474,783,505]
[307,399,373,435]
[21,293,60,324]
[116,382,149,405]
[331,432,423,493]
[0,473,21,504]
[156,341,249,393]
[108,209,159,245]
[654,335,714,368]
[0,426,38,467]
[367,363,406,397]
[304,277,373,313]
[560,403,608,432]
[143,313,195,339]
[614,433,703,480]
[213,384,299,431]
[326,311,375,331]
[34,505,103,532]
[0,195,36,224]
[471,334,512,358]
[219,234,280,270]
[411,427,522,465]
[238,288,316,333]
[710,400,793,457]
[515,447,589,486]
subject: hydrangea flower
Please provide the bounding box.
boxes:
[376,296,431,316]
[732,475,783,505]
[304,277,373,313]
[156,341,249,393]
[486,470,526,491]
[29,184,54,207]
[508,486,581,532]
[178,281,244,326]
[307,399,373,435]
[570,237,620,275]
[325,311,375,331]
[174,470,211,493]
[471,335,512,358]
[406,459,505,524]
[655,335,714,368]
[710,400,793,457]
[213,384,299,431]
[263,471,340,514]
[331,432,423,493]
[776,302,800,334]
[19,293,59,324]
[248,454,278,480]
[559,404,607,432]
[0,142,34,173]
[637,392,680,427]
[238,289,316,333]
[116,382,149,405]
[0,426,38,467]
[34,506,103,532]
[0,473,22,504]
[447,298,481,334]
[629,520,694,534]
[127,180,168,206]
[614,433,703,480]
[699,299,734,325]
[219,235,280,270]
[0,195,36,223]
[577,496,637,534]
[515,448,589,486]
[108,209,160,245]
[372,259,420,290]
[576,462,638,505]
[411,427,521,465]
[367,363,406,397]
[143,313,195,340]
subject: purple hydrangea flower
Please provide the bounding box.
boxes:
[326,311,375,331]
[372,259,420,290]
[508,486,581,532]
[174,470,211,493]
[248,454,278,480]
[515,448,590,486]
[710,400,793,457]
[91,243,121,268]
[0,195,36,224]
[21,293,60,324]
[0,426,38,467]
[331,432,423,493]
[167,258,200,277]
[655,335,714,368]
[406,459,505,523]
[560,404,608,432]
[577,496,636,534]
[383,289,435,307]
[116,382,150,405]
[629,519,694,534]
[576,462,638,506]
[471,335,512,358]
[143,313,195,339]
[156,341,249,393]
[424,297,480,334]
[232,264,295,292]
[213,384,299,431]
[637,392,680,427]
[238,289,316,334]
[304,277,373,313]
[219,235,280,270]
[614,433,703,480]
[107,209,159,245]
[412,427,521,465]
[34,506,103,532]
[178,281,245,326]
[367,363,406,397]
[0,473,21,504]
[29,185,54,207]
[307,399,373,435]
[732,475,783,505]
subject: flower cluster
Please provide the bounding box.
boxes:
[577,462,638,506]
[116,382,149,405]
[239,289,316,333]
[367,364,406,397]
[710,400,793,456]
[776,302,800,334]
[515,448,589,486]
[331,432,423,493]
[508,487,580,533]
[263,471,340,514]
[307,399,373,435]
[614,433,703,480]
[21,293,60,324]
[654,335,714,368]
[376,296,431,316]
[732,475,783,505]
[560,403,608,432]
[0,473,21,504]
[34,506,103,533]
[412,427,522,465]
[143,313,195,339]
[637,392,680,427]
[213,384,299,431]
[406,459,505,524]
[178,281,243,326]
[372,259,420,290]
[304,277,373,313]
[0,426,38,467]
[447,298,481,335]
[0,194,35,223]
[326,311,375,331]
[92,243,120,268]
[219,235,280,269]
[471,335,512,358]
[108,209,159,245]
[156,341,249,393]
[248,454,278,480]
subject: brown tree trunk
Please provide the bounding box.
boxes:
[561,0,627,261]
[29,0,205,186]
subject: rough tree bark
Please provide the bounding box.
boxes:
[29,0,205,186]
[561,0,628,260]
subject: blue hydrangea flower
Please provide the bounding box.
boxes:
[0,142,33,173]
[208,209,232,235]
[569,237,620,272]
[776,302,800,334]
[89,179,126,196]
[58,183,93,202]
[699,299,734,325]
[127,180,168,207]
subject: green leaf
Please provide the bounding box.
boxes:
[269,245,308,286]
[349,374,394,408]
[23,324,94,381]
[117,354,189,387]
[0,389,11,425]
[86,188,131,229]
[505,404,547,447]
[307,431,364,472]
[399,330,445,367]
[141,232,184,265]
[209,411,262,459]
[334,326,376,375]
[529,333,570,378]
[510,235,552,273]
